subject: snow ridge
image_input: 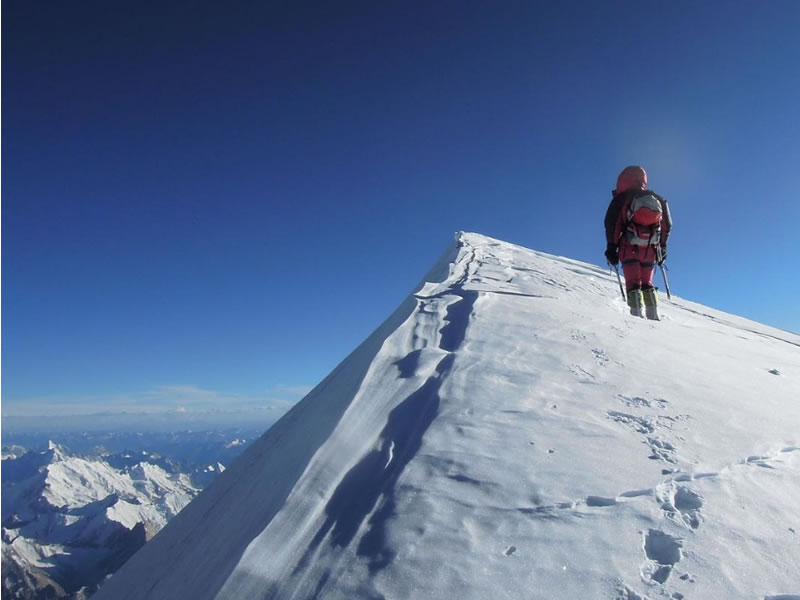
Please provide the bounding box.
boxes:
[95,232,800,600]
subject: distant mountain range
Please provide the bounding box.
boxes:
[1,431,259,599]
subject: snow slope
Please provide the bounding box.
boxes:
[95,232,800,600]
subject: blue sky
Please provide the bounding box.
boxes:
[3,1,799,420]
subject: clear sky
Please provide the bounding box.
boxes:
[3,1,799,419]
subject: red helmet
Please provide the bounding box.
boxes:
[614,166,648,195]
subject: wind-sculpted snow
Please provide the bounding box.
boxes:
[300,353,454,578]
[95,232,800,600]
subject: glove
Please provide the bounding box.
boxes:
[657,246,667,265]
[605,243,619,266]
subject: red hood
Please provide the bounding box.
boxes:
[615,166,648,194]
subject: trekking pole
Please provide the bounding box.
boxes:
[659,264,672,300]
[611,262,626,301]
[656,247,672,300]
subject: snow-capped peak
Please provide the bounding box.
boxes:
[46,441,67,457]
[94,233,800,600]
[2,443,200,597]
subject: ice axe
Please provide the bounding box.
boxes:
[610,262,626,301]
[656,247,672,300]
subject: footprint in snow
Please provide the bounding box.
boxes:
[658,483,704,529]
[607,411,656,435]
[642,529,683,584]
[606,411,681,465]
[592,348,611,366]
[618,395,652,409]
[615,583,650,600]
[570,329,587,342]
[648,437,678,464]
[618,394,669,410]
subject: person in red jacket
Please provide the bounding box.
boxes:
[604,166,672,320]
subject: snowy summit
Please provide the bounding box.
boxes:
[95,233,800,599]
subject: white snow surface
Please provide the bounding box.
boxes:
[95,232,800,600]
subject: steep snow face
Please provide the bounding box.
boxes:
[95,233,800,600]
